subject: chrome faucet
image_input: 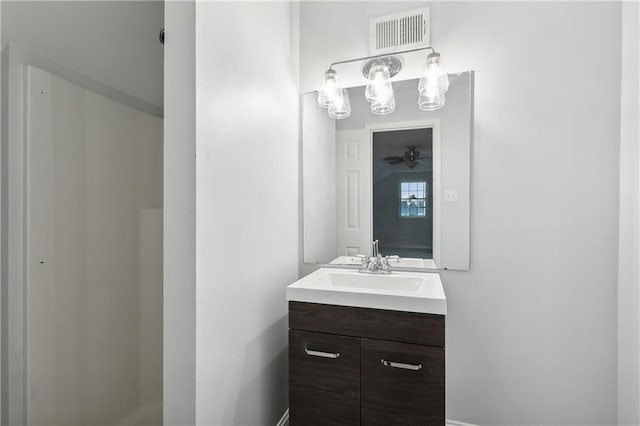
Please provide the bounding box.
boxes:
[359,240,391,274]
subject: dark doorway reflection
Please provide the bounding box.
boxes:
[373,128,433,259]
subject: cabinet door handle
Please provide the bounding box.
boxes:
[305,348,340,359]
[381,359,422,371]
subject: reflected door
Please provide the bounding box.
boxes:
[336,129,372,257]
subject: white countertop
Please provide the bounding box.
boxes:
[286,267,446,315]
[329,255,438,269]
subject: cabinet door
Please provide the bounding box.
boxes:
[289,330,360,425]
[362,338,445,426]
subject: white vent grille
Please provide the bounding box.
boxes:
[369,8,430,55]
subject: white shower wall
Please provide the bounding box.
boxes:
[25,65,163,426]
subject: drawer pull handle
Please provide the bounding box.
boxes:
[381,359,422,371]
[305,348,340,359]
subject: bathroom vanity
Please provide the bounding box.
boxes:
[287,268,446,425]
[295,49,469,425]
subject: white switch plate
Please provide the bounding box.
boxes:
[445,190,458,202]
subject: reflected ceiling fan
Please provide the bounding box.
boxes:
[383,146,420,169]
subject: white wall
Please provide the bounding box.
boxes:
[194,2,299,425]
[618,2,640,425]
[301,2,621,424]
[163,1,196,425]
[1,1,164,112]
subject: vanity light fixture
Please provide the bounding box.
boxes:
[317,68,352,119]
[371,93,396,115]
[319,47,449,119]
[418,51,449,96]
[364,63,392,102]
[418,92,445,111]
[362,56,401,115]
[328,88,352,119]
[317,69,340,108]
[418,51,449,109]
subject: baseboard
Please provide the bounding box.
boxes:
[276,409,289,426]
[276,409,476,426]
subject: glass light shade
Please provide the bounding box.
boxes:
[318,69,339,108]
[418,93,446,111]
[418,53,449,97]
[328,89,351,119]
[371,93,396,115]
[365,64,393,103]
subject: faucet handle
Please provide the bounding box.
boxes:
[380,256,392,273]
[358,255,372,272]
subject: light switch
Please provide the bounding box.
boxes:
[445,190,458,203]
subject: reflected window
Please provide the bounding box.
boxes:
[400,181,427,217]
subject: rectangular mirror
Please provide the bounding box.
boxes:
[302,72,473,270]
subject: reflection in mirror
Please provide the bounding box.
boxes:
[302,72,472,271]
[373,128,433,259]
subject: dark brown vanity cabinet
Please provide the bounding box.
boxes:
[288,301,445,426]
[289,330,361,424]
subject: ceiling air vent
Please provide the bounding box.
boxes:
[369,8,430,55]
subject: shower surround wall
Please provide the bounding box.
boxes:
[23,64,163,426]
[1,2,164,425]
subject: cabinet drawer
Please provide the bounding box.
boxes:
[289,330,360,425]
[290,301,444,347]
[361,338,445,426]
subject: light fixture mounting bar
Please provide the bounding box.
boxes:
[328,46,435,69]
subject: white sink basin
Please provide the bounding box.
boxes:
[327,272,423,292]
[286,268,446,315]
